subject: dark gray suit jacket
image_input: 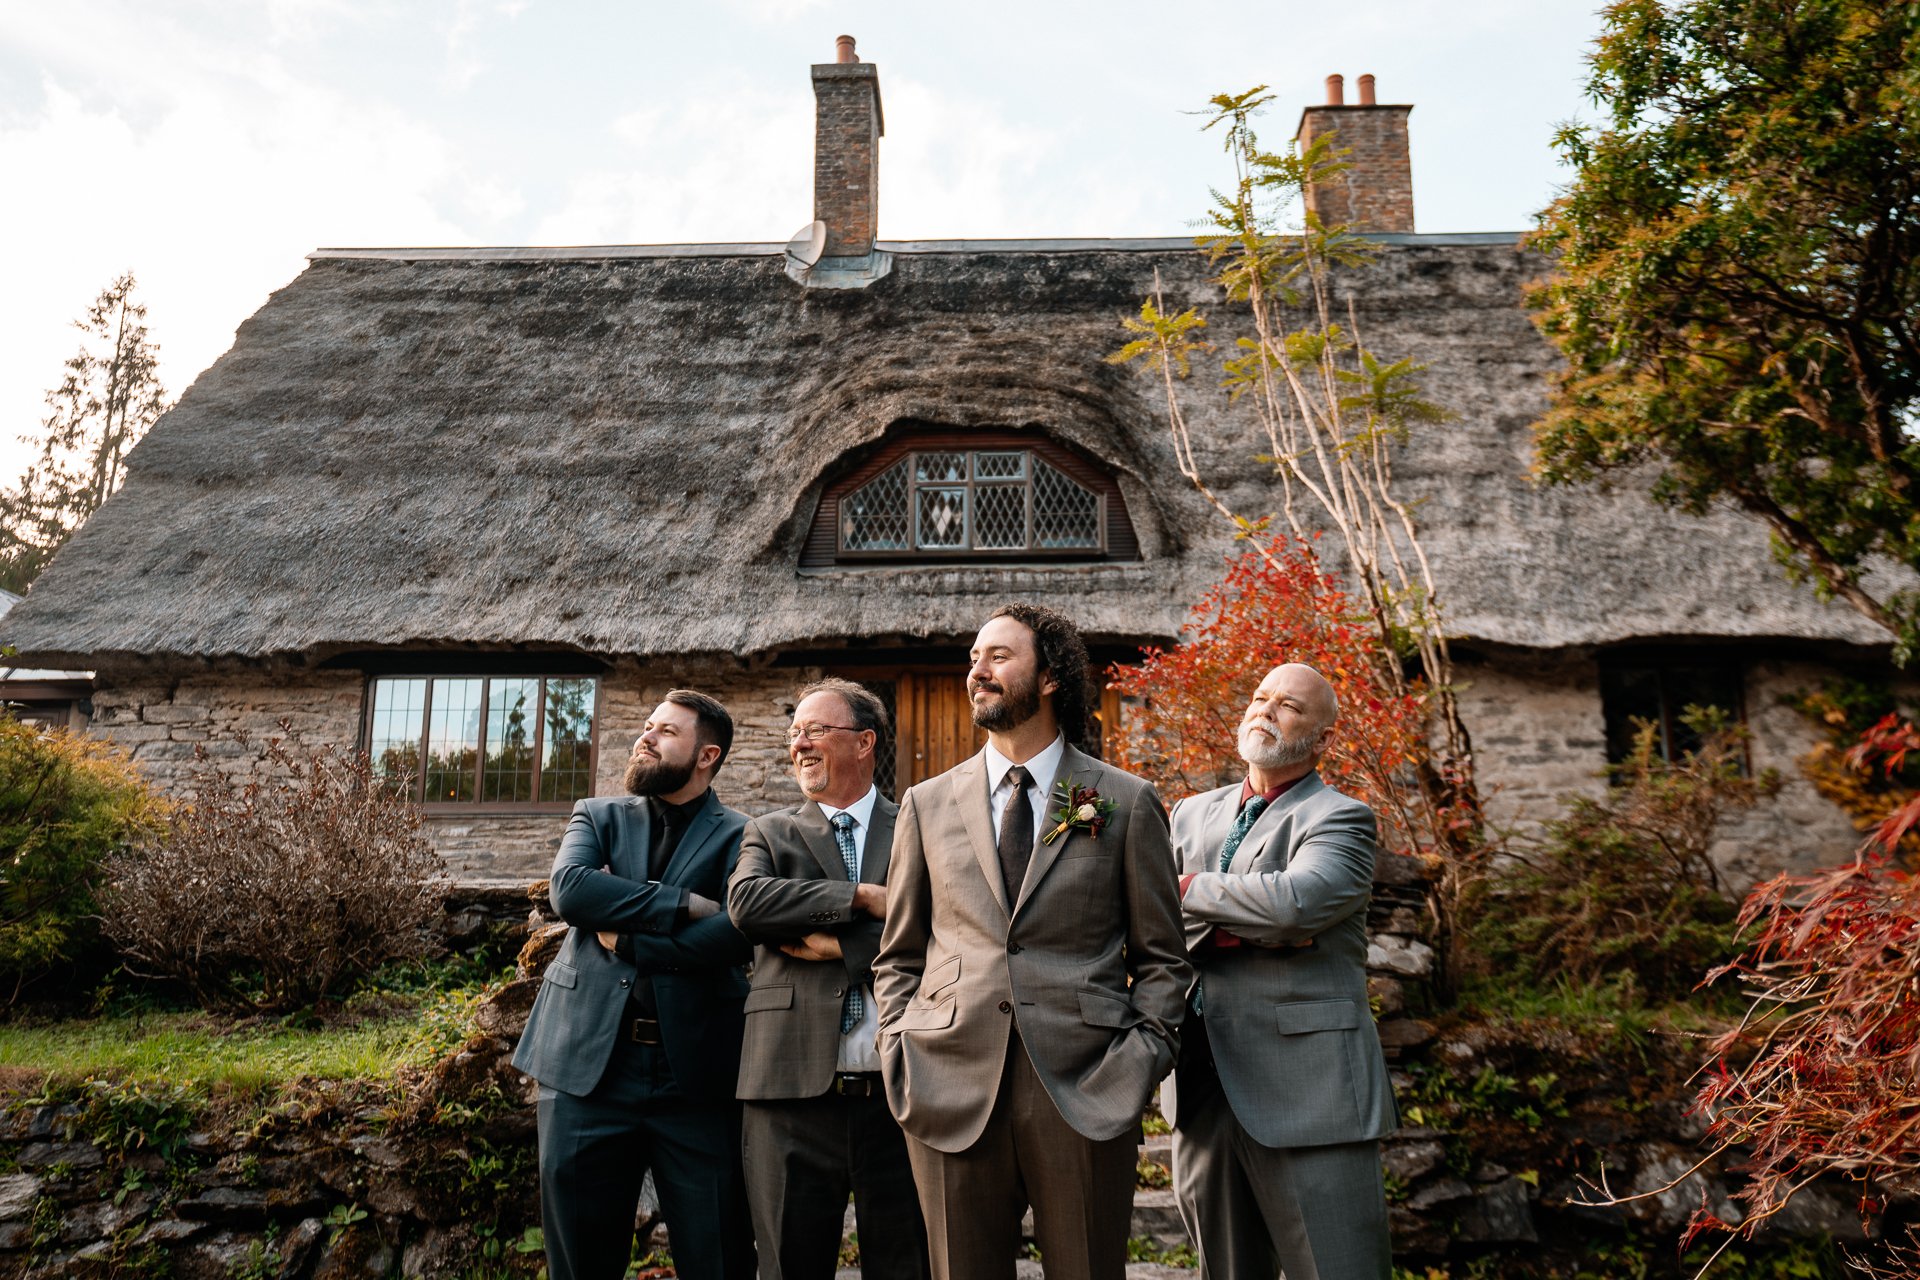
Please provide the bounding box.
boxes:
[1162,772,1398,1149]
[512,791,753,1099]
[727,794,900,1100]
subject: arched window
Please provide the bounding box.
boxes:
[804,430,1139,567]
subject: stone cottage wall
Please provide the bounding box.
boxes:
[83,661,832,882]
[1459,649,1864,885]
[84,649,1872,884]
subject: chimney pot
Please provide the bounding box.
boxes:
[836,34,857,63]
[1325,74,1344,106]
[1358,74,1376,106]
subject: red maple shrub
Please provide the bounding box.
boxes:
[1105,532,1439,856]
[1692,853,1920,1252]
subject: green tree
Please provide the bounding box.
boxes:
[0,719,166,1010]
[0,274,171,593]
[1528,0,1920,658]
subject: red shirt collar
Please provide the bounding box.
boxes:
[1239,772,1308,812]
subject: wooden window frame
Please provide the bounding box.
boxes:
[805,429,1139,569]
[838,449,1106,560]
[360,674,603,815]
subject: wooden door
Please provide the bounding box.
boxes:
[895,673,987,789]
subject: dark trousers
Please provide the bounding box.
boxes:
[903,1031,1137,1280]
[742,1085,930,1280]
[538,1037,755,1280]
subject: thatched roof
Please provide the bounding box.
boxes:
[2,234,1893,669]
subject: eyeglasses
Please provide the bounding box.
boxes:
[785,723,864,745]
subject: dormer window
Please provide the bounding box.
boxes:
[806,429,1138,568]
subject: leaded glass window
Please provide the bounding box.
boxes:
[837,449,1104,556]
[368,675,599,807]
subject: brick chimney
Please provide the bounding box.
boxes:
[1294,75,1414,233]
[811,36,884,259]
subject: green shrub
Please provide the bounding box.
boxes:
[0,719,164,1011]
[1469,708,1776,1004]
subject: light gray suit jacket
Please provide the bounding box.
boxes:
[728,795,900,1100]
[872,742,1192,1151]
[1163,772,1398,1149]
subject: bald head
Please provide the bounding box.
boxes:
[1238,663,1339,773]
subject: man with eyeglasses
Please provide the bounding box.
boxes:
[727,678,930,1280]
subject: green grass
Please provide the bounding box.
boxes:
[0,987,484,1089]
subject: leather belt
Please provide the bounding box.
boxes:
[832,1072,881,1098]
[627,1016,663,1046]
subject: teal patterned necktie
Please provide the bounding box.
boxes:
[831,812,863,1035]
[1218,795,1270,872]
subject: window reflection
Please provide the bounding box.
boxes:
[368,676,598,806]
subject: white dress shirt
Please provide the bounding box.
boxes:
[984,734,1066,850]
[817,784,882,1073]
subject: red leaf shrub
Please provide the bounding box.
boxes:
[1105,533,1437,855]
[1695,853,1920,1242]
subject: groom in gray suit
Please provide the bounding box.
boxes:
[875,604,1191,1280]
[1164,663,1397,1280]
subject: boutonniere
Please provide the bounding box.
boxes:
[1042,776,1117,844]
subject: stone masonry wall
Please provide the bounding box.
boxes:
[1460,649,1865,887]
[85,649,1871,885]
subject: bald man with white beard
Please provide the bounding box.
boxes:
[1161,664,1397,1280]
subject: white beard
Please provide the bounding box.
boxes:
[1238,716,1317,770]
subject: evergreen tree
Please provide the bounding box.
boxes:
[0,273,170,592]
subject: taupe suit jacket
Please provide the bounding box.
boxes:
[872,742,1191,1152]
[727,795,900,1100]
[1163,771,1398,1149]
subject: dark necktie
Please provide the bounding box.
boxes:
[830,813,863,1034]
[1219,795,1270,871]
[997,766,1033,905]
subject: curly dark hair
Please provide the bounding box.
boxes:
[987,603,1094,745]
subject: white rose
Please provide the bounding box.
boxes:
[1077,803,1097,821]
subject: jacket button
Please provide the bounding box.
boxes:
[998,1000,1012,1013]
[834,988,845,997]
[619,979,630,988]
[1007,942,1022,954]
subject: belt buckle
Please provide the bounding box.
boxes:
[630,1017,661,1045]
[834,1074,870,1098]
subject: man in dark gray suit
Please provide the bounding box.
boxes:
[514,689,756,1280]
[728,677,929,1280]
[1164,663,1397,1280]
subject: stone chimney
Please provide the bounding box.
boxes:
[1294,74,1414,233]
[811,35,884,259]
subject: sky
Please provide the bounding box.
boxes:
[0,0,1607,485]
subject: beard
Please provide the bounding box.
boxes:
[1239,715,1318,771]
[625,752,695,797]
[970,669,1043,732]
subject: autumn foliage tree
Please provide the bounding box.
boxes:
[1107,533,1468,976]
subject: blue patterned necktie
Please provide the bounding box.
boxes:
[1218,795,1270,872]
[831,812,863,1035]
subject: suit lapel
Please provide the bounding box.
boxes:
[1200,786,1239,874]
[794,801,849,881]
[1014,743,1096,916]
[660,791,723,885]
[863,796,900,884]
[616,797,653,880]
[1229,771,1326,874]
[952,752,1007,918]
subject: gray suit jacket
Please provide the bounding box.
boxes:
[512,792,753,1099]
[1163,772,1397,1149]
[872,742,1191,1151]
[728,794,900,1100]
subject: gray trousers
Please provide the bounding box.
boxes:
[903,1031,1138,1280]
[742,1088,930,1280]
[1171,1087,1390,1280]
